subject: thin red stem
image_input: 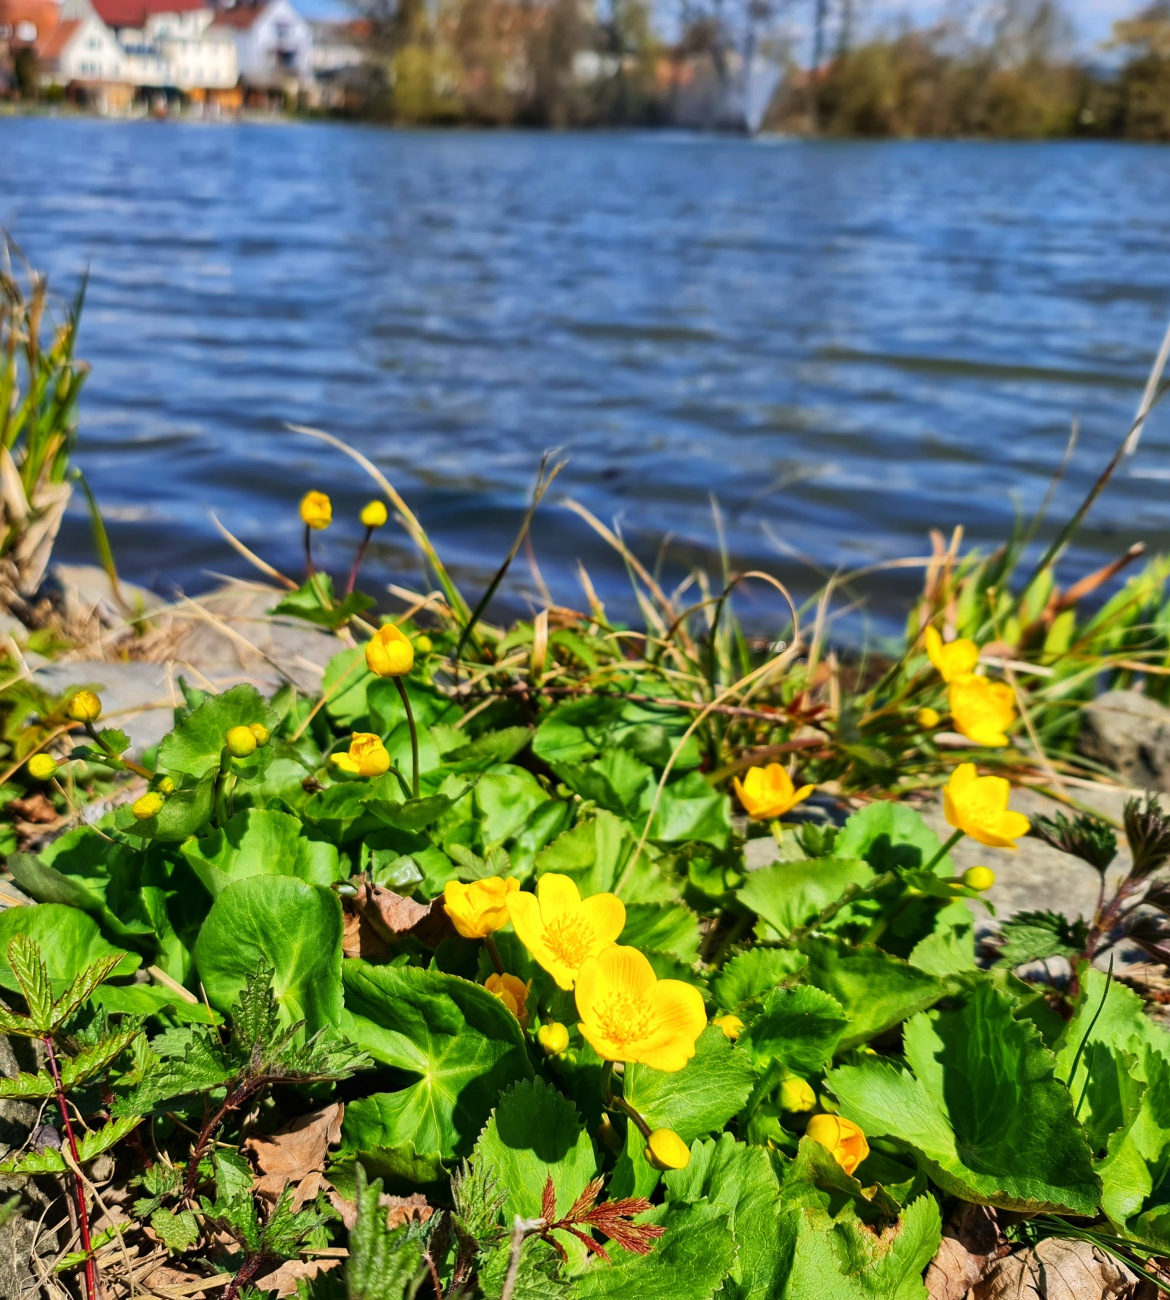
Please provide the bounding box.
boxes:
[44,1036,97,1300]
[346,527,373,595]
[304,523,315,579]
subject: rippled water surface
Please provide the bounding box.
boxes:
[4,120,1170,636]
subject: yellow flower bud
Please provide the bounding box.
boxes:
[331,732,391,778]
[805,1113,869,1176]
[779,1076,817,1112]
[962,865,996,891]
[413,634,433,655]
[713,1014,744,1040]
[248,723,270,747]
[538,1022,570,1055]
[299,491,332,530]
[27,754,58,781]
[360,500,388,528]
[154,775,176,795]
[225,725,258,758]
[444,876,520,939]
[924,627,980,683]
[485,972,531,1028]
[644,1128,691,1170]
[66,690,102,724]
[365,623,414,678]
[132,791,165,821]
[916,707,941,729]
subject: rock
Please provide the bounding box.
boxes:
[51,562,165,627]
[33,660,179,758]
[1078,689,1170,793]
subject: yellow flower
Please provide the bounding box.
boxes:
[414,634,433,655]
[948,674,1017,748]
[575,944,706,1071]
[713,1014,743,1040]
[444,876,519,939]
[331,732,391,778]
[132,791,165,821]
[27,754,57,781]
[300,491,332,530]
[225,725,257,758]
[944,763,1030,849]
[805,1114,869,1176]
[779,1077,817,1112]
[924,626,980,683]
[916,707,941,729]
[365,624,415,678]
[963,865,996,891]
[66,690,102,724]
[644,1128,691,1170]
[248,723,270,747]
[733,763,814,821]
[538,1022,570,1055]
[360,500,388,528]
[509,873,626,991]
[485,972,531,1028]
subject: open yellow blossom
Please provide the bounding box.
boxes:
[300,491,332,530]
[948,674,1017,747]
[805,1114,869,1176]
[944,763,1030,850]
[924,626,980,683]
[575,944,706,1071]
[444,876,519,940]
[713,1014,743,1040]
[508,873,625,991]
[365,624,414,678]
[360,500,388,528]
[331,732,391,778]
[645,1129,691,1170]
[485,972,531,1028]
[733,763,814,821]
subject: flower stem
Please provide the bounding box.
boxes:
[346,526,373,595]
[44,1036,97,1300]
[597,1059,652,1139]
[85,720,152,780]
[395,677,420,800]
[304,522,315,579]
[922,829,964,876]
[485,935,506,976]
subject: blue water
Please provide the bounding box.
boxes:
[3,118,1170,638]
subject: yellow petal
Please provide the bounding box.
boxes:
[999,810,1031,840]
[331,753,359,774]
[594,944,657,999]
[536,873,581,923]
[789,783,815,809]
[646,978,707,1039]
[507,890,544,950]
[578,892,626,948]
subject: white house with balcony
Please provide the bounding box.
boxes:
[214,0,311,96]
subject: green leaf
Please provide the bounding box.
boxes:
[158,683,276,779]
[344,1167,428,1300]
[61,1024,141,1088]
[472,1078,597,1223]
[272,576,375,630]
[649,772,732,849]
[2,1114,143,1173]
[441,726,533,771]
[7,934,52,1031]
[341,961,532,1159]
[998,911,1090,968]
[908,902,978,977]
[835,803,954,876]
[738,859,874,940]
[574,1200,736,1300]
[740,985,849,1075]
[624,1025,757,1143]
[0,906,139,999]
[194,877,343,1038]
[828,980,1100,1214]
[621,903,702,963]
[664,1134,792,1300]
[534,811,633,897]
[713,947,808,1012]
[181,809,343,899]
[0,1069,54,1099]
[120,774,216,843]
[150,1207,200,1251]
[552,748,654,819]
[475,767,551,848]
[801,939,947,1050]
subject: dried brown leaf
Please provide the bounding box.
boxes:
[928,1236,987,1300]
[244,1102,343,1203]
[253,1256,342,1298]
[351,880,452,947]
[973,1239,1139,1300]
[342,911,391,962]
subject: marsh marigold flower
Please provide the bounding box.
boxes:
[444,875,519,940]
[780,1077,817,1112]
[300,491,332,530]
[248,723,270,747]
[916,707,941,729]
[963,865,996,891]
[132,791,165,822]
[538,1022,570,1055]
[575,944,706,1071]
[645,1129,691,1170]
[67,690,102,724]
[509,873,625,990]
[27,754,57,781]
[225,726,258,758]
[805,1114,869,1176]
[948,674,1017,748]
[924,626,980,684]
[733,763,814,821]
[713,1014,743,1040]
[485,972,531,1028]
[365,624,414,678]
[360,500,388,528]
[331,732,391,778]
[944,763,1030,850]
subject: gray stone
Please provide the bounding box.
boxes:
[33,660,178,757]
[1078,689,1170,793]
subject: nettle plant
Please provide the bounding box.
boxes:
[6,502,1170,1296]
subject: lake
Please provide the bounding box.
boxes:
[4,118,1170,640]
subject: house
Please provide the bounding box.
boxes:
[308,17,366,108]
[0,0,60,94]
[214,0,311,101]
[37,11,132,108]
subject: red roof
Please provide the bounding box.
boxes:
[36,15,77,57]
[0,0,59,44]
[90,0,205,26]
[211,4,262,27]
